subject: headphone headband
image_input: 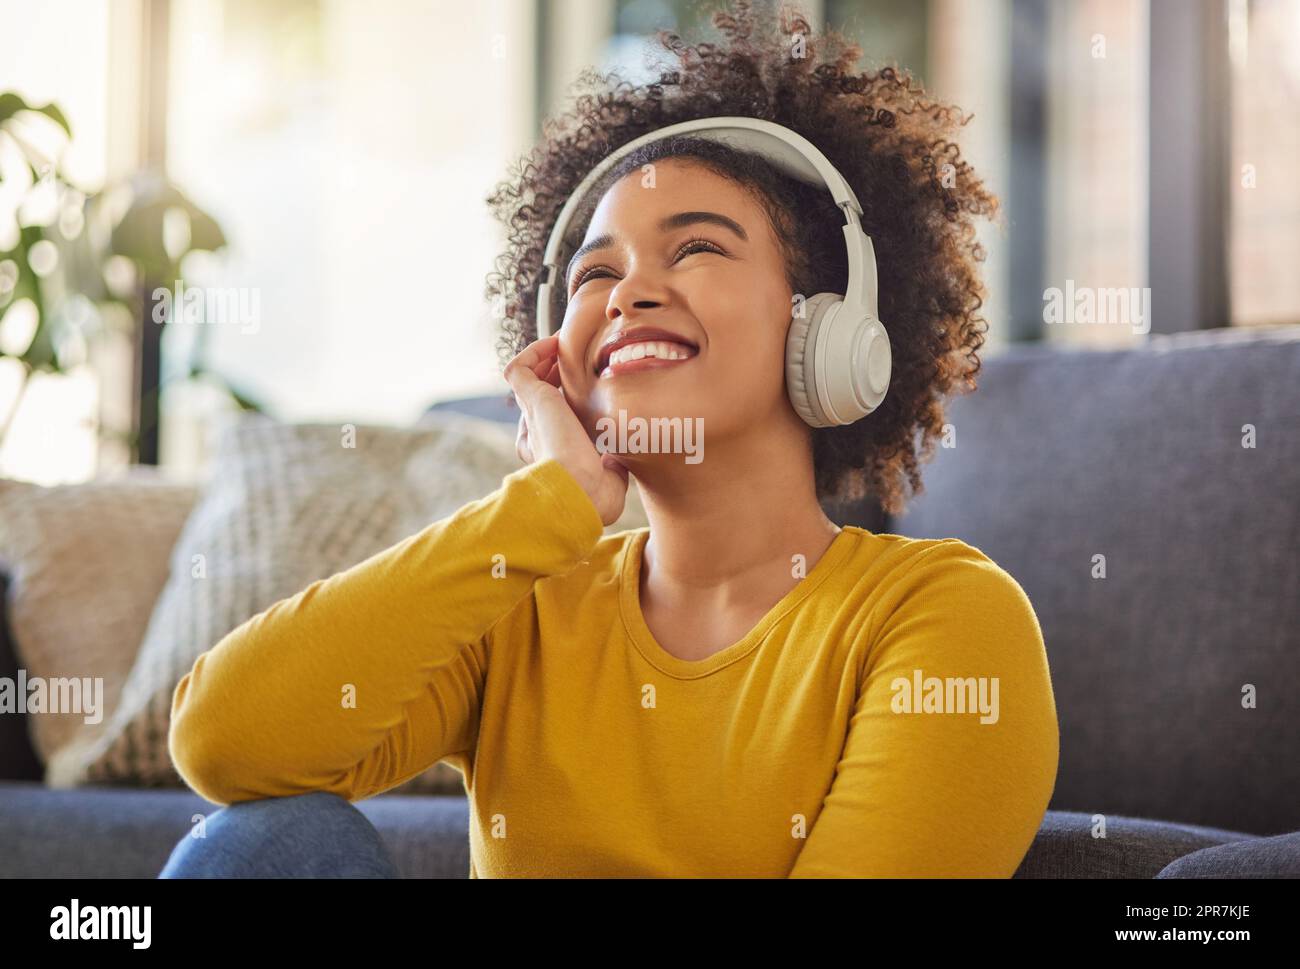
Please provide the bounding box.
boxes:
[535,116,877,339]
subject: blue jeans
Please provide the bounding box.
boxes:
[158,791,401,878]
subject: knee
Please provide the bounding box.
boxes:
[159,791,400,878]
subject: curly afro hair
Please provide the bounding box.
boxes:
[483,0,999,517]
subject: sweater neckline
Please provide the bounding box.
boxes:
[619,525,862,679]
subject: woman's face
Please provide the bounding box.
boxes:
[556,158,797,461]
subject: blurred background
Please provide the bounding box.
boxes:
[1,0,1297,485]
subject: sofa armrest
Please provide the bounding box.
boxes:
[1156,831,1300,878]
[1014,810,1260,878]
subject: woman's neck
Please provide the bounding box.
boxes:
[630,435,841,606]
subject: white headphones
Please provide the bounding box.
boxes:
[534,116,891,427]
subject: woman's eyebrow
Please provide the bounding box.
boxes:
[565,211,748,285]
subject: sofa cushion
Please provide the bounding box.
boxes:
[0,470,199,772]
[0,782,1262,879]
[1155,829,1300,878]
[0,780,471,878]
[1012,809,1259,878]
[887,325,1300,836]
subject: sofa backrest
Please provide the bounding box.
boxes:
[5,331,1292,834]
[887,325,1300,835]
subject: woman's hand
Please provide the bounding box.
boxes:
[504,334,631,526]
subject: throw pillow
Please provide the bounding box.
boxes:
[0,470,199,771]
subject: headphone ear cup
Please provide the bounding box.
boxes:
[785,292,843,427]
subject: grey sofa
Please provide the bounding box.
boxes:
[2,324,1297,878]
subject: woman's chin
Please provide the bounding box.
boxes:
[585,397,709,470]
[591,385,703,416]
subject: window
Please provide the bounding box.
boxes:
[160,0,537,473]
[6,0,1288,484]
[0,0,113,484]
[1043,0,1149,347]
[1229,0,1300,325]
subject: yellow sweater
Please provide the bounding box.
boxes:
[169,457,1059,877]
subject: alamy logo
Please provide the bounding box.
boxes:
[0,669,102,724]
[890,669,1000,724]
[1042,279,1151,334]
[49,899,151,949]
[151,279,261,334]
[595,409,704,464]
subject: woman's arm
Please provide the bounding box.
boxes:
[788,542,1060,877]
[168,457,604,806]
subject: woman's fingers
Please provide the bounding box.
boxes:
[504,334,589,471]
[505,337,561,412]
[506,336,566,466]
[516,413,534,465]
[505,335,560,385]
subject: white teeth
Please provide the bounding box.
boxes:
[607,340,694,369]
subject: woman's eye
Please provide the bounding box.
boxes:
[572,267,612,289]
[676,238,724,260]
[571,239,725,292]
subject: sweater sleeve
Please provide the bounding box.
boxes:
[168,457,605,806]
[788,541,1060,877]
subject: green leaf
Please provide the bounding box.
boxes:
[0,92,72,137]
[0,92,27,125]
[32,102,71,137]
[111,205,173,280]
[110,174,227,279]
[22,306,59,372]
[0,227,62,372]
[186,207,227,252]
[229,386,264,412]
[194,366,265,413]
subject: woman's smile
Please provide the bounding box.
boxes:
[598,345,700,379]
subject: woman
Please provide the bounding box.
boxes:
[162,1,1058,878]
